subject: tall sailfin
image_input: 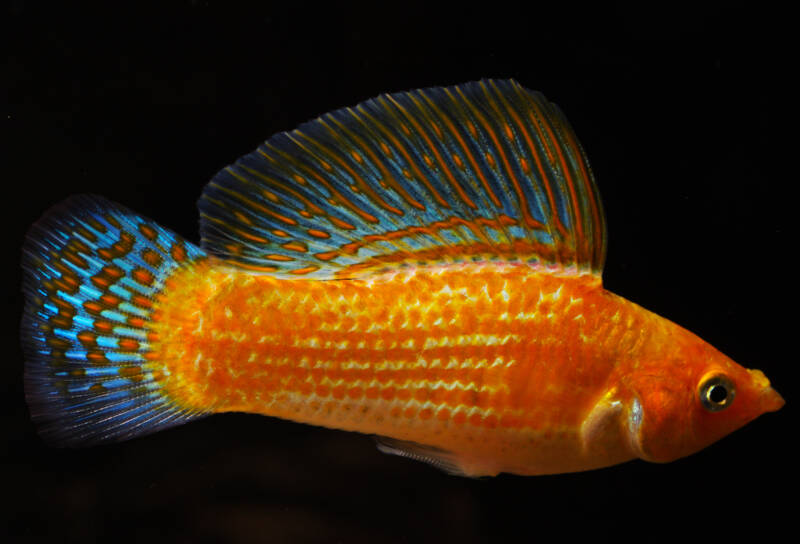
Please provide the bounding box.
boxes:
[199,79,606,279]
[21,195,208,446]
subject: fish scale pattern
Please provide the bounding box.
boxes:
[21,195,208,446]
[151,264,619,439]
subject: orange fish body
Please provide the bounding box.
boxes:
[151,262,780,476]
[22,80,783,476]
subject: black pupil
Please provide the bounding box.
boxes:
[709,384,728,404]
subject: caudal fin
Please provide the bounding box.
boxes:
[21,195,208,446]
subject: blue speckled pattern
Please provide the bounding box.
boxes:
[21,195,208,446]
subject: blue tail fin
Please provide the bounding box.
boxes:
[21,195,208,446]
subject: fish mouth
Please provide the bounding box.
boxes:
[747,368,785,413]
[760,386,785,413]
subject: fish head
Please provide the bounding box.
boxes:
[622,332,784,464]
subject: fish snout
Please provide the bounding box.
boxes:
[747,368,785,413]
[759,386,785,413]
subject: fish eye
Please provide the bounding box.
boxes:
[699,375,736,412]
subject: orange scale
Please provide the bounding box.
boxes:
[365,386,379,400]
[308,367,325,383]
[413,389,427,402]
[346,387,363,400]
[331,385,347,400]
[491,391,510,410]
[355,315,371,331]
[298,381,314,396]
[395,388,411,401]
[380,387,396,401]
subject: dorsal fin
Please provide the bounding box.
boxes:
[199,79,606,279]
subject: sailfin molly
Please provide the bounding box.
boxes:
[21,80,783,476]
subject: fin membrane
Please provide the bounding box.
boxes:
[374,436,481,478]
[200,79,606,279]
[21,195,208,446]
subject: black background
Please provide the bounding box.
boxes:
[4,2,792,543]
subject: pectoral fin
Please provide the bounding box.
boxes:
[580,394,624,454]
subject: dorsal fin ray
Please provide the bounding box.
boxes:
[199,79,606,279]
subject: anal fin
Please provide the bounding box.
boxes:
[374,436,490,478]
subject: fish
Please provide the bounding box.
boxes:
[21,79,784,477]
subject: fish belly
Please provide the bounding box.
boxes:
[151,262,639,475]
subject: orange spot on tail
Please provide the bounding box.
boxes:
[97,248,115,261]
[132,268,155,287]
[103,265,124,279]
[141,249,163,267]
[94,320,114,334]
[131,294,153,309]
[118,366,144,381]
[118,338,140,351]
[83,300,104,315]
[127,316,145,329]
[77,330,97,347]
[87,350,108,364]
[76,226,98,241]
[63,251,88,269]
[104,215,122,229]
[171,243,187,262]
[138,223,158,241]
[100,293,122,308]
[86,218,107,233]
